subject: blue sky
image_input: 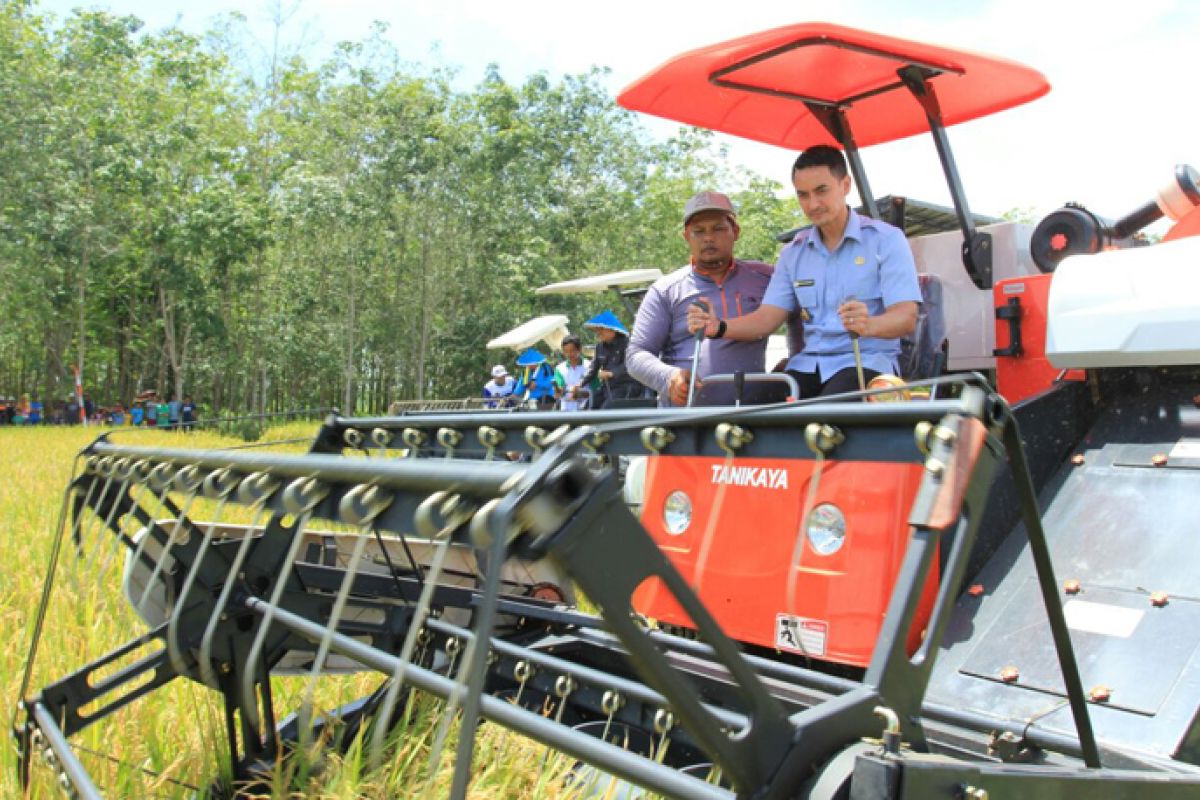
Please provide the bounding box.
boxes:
[37,0,1200,230]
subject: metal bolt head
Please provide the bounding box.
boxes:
[1071,453,1085,466]
[1151,453,1168,467]
[1089,685,1112,703]
[1063,579,1081,595]
[914,421,934,454]
[1150,591,1169,607]
[999,665,1020,683]
[967,584,985,597]
[932,425,957,446]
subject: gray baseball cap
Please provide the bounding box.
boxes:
[683,191,736,226]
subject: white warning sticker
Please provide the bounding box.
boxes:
[776,614,828,655]
[1169,438,1200,460]
[1063,599,1143,639]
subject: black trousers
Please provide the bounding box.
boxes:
[787,366,881,400]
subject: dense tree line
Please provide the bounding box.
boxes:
[0,1,797,415]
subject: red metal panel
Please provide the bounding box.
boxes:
[994,274,1085,405]
[1164,204,1200,242]
[632,455,935,668]
[617,22,1049,149]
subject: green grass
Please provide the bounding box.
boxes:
[1,423,592,798]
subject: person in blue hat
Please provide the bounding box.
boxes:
[512,348,557,409]
[581,310,644,409]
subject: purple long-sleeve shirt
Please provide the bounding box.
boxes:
[628,260,796,405]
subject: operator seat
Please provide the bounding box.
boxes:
[898,272,948,380]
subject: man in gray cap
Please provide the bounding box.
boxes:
[628,191,798,405]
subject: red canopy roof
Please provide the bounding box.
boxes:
[617,22,1049,149]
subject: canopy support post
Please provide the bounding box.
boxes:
[898,66,993,289]
[808,105,881,221]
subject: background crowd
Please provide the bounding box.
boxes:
[482,310,645,411]
[0,393,199,428]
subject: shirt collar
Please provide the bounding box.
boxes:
[804,207,862,254]
[690,259,738,287]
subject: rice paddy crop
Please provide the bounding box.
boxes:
[0,423,592,798]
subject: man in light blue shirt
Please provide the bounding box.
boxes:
[688,146,919,398]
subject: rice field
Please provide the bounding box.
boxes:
[0,422,588,799]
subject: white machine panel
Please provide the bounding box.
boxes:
[909,221,1040,370]
[1046,236,1200,368]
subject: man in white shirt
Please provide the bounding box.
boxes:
[482,364,517,408]
[553,336,592,411]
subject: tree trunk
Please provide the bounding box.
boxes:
[342,252,356,413]
[76,240,89,401]
[415,234,432,401]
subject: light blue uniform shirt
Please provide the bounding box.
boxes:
[763,209,920,382]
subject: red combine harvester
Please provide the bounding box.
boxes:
[16,22,1200,800]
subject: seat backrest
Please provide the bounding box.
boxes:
[898,273,947,379]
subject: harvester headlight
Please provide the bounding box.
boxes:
[663,490,693,535]
[805,503,846,555]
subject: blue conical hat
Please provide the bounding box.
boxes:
[583,310,628,335]
[515,347,548,366]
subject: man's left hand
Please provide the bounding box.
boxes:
[837,299,872,337]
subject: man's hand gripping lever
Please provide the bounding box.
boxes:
[840,294,867,392]
[685,298,715,407]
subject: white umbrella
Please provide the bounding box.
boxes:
[535,268,663,296]
[486,314,571,352]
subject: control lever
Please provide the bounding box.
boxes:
[845,294,866,392]
[687,299,706,407]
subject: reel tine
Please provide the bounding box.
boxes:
[368,490,466,771]
[134,465,203,618]
[18,453,99,708]
[428,496,511,800]
[67,461,101,559]
[240,510,313,732]
[241,475,329,732]
[690,440,737,597]
[82,458,133,579]
[297,530,371,746]
[297,483,391,745]
[74,456,120,568]
[786,424,842,615]
[196,472,280,689]
[198,501,270,690]
[120,462,174,610]
[92,459,148,582]
[166,468,239,679]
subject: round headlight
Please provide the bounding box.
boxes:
[805,503,846,555]
[663,490,693,535]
